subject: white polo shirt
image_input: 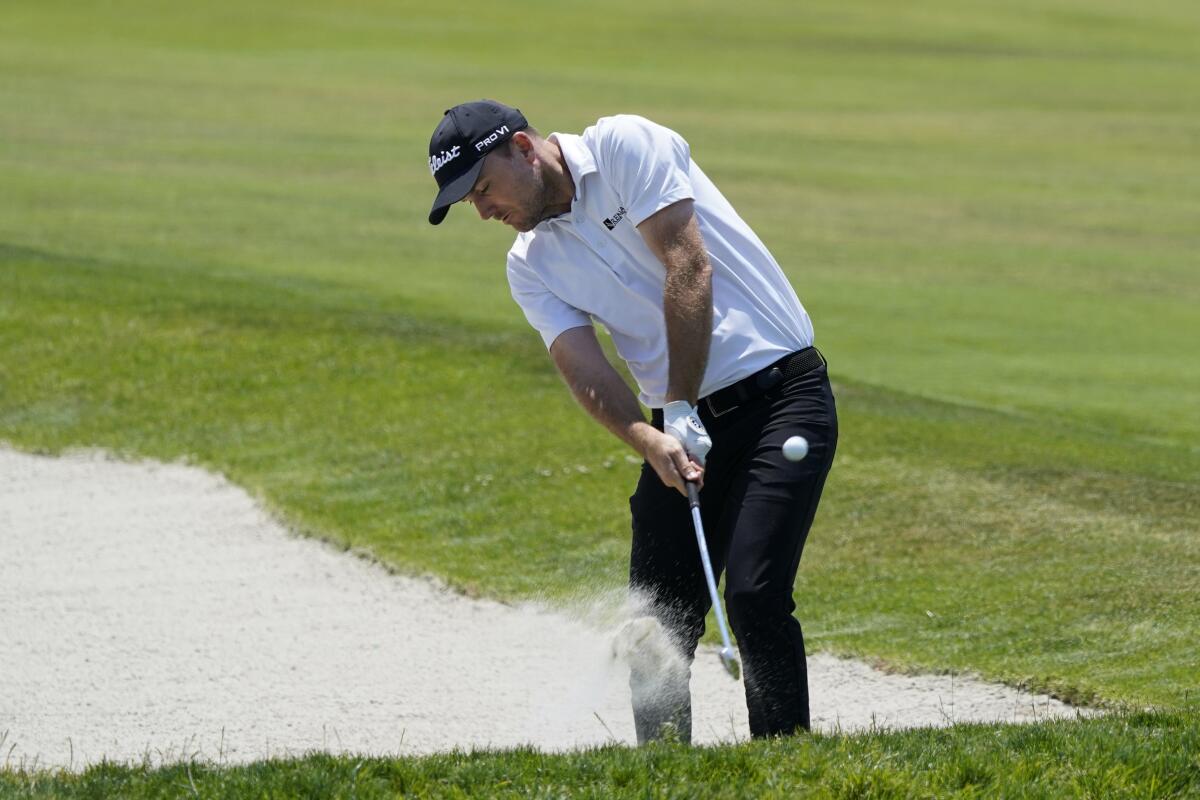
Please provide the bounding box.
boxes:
[506,114,814,409]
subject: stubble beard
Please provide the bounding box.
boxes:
[519,163,557,231]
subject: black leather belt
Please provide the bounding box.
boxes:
[703,347,826,418]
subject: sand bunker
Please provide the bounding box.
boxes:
[0,447,1083,771]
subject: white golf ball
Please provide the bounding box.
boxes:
[782,435,809,462]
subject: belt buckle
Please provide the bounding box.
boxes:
[705,394,737,418]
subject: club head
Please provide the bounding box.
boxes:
[719,646,740,680]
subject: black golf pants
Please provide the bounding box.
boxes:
[628,356,837,743]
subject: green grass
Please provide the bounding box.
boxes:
[4,243,1195,708]
[3,0,1199,793]
[3,708,1199,799]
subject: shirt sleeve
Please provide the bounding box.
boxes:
[506,251,593,350]
[593,115,695,227]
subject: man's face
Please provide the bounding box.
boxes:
[461,138,548,233]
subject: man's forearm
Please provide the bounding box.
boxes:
[662,234,713,405]
[638,201,713,406]
[570,365,659,456]
[551,326,704,493]
[551,328,659,457]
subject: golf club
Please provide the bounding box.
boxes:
[686,480,740,680]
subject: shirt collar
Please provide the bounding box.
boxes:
[548,132,597,204]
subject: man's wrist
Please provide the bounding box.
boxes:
[625,420,660,459]
[664,390,699,406]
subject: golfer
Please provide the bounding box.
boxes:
[426,100,838,743]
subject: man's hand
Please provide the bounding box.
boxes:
[641,427,704,496]
[663,401,712,464]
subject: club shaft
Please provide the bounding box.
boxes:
[687,484,736,656]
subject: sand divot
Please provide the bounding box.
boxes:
[0,447,1084,771]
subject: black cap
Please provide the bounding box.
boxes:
[427,100,529,225]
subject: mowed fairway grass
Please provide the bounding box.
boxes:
[2,0,1198,795]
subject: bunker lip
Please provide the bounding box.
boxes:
[0,447,1088,771]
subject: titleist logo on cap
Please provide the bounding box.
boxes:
[429,145,461,176]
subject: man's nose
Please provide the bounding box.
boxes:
[475,199,494,221]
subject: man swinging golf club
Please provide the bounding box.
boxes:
[426,100,838,743]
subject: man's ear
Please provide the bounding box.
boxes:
[511,131,536,162]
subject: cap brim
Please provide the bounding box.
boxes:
[428,159,485,225]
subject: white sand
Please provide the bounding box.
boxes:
[0,447,1083,771]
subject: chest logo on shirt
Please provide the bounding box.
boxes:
[603,206,628,230]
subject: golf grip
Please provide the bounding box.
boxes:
[686,480,701,510]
